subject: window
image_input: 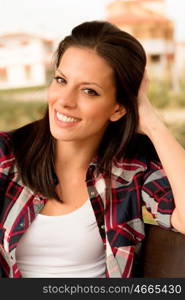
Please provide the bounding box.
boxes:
[150,54,161,63]
[24,65,32,80]
[44,40,53,52]
[0,68,7,81]
[20,40,29,46]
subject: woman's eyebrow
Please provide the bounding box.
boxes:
[81,82,103,90]
[56,68,103,90]
[56,69,66,78]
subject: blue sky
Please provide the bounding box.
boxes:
[0,0,185,41]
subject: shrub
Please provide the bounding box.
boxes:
[0,100,46,131]
[148,79,171,108]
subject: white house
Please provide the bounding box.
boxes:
[0,32,54,89]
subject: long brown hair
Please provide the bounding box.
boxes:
[12,21,147,201]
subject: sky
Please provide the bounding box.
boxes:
[0,0,185,41]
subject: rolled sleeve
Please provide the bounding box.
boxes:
[141,161,175,229]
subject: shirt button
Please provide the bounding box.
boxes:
[90,191,95,196]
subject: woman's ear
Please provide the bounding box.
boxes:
[110,104,126,122]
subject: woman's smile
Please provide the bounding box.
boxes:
[55,110,81,128]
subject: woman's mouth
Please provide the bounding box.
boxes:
[56,111,80,123]
[54,110,81,128]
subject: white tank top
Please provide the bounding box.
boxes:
[16,199,106,278]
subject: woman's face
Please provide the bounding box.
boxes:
[48,46,125,145]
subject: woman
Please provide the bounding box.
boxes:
[0,20,185,278]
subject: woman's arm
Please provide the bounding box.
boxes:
[138,71,185,234]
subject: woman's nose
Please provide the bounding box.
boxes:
[57,88,77,108]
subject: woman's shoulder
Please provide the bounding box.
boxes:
[0,121,38,164]
[112,133,160,174]
[0,130,15,163]
[125,133,160,163]
[111,134,162,182]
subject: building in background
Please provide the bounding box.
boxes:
[106,0,175,83]
[0,0,183,91]
[0,33,54,89]
[175,41,185,79]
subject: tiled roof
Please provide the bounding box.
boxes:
[106,0,171,25]
[107,14,171,24]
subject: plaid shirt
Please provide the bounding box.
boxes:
[0,130,174,278]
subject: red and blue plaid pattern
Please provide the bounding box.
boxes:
[0,131,174,278]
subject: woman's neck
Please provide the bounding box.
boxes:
[55,139,98,172]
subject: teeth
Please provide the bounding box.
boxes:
[56,111,79,122]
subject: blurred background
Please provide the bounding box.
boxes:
[0,0,184,224]
[0,0,185,149]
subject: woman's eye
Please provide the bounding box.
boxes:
[54,76,66,84]
[83,88,99,96]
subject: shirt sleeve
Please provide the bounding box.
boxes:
[0,132,13,162]
[0,131,14,204]
[141,160,175,229]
